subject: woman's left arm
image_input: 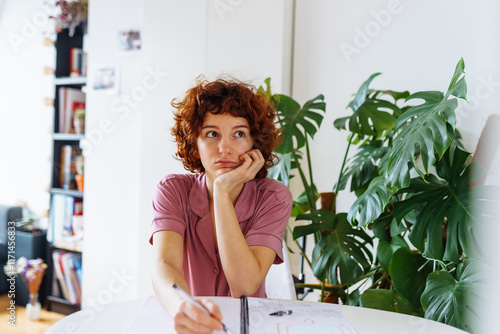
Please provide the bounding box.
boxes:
[214,194,277,297]
[212,149,283,297]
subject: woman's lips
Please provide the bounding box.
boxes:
[215,160,237,167]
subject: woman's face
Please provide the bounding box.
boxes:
[197,112,254,182]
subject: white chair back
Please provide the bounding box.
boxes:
[265,243,296,300]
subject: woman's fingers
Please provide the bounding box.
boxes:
[199,299,223,321]
[173,300,223,333]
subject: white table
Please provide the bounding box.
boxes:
[46,297,466,334]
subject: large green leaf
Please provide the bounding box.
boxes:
[446,57,467,100]
[386,60,466,189]
[375,90,411,103]
[389,247,433,310]
[336,141,388,192]
[376,235,408,273]
[421,259,481,331]
[337,73,402,139]
[393,145,474,262]
[345,99,398,137]
[349,73,381,112]
[371,210,408,243]
[293,211,373,285]
[274,93,326,154]
[360,289,422,316]
[347,176,394,226]
[387,91,457,188]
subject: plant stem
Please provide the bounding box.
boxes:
[287,225,312,270]
[332,134,354,212]
[368,272,390,290]
[305,136,315,193]
[293,151,316,211]
[320,275,326,302]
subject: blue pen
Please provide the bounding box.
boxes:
[172,284,232,334]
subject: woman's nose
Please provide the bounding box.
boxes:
[218,139,232,154]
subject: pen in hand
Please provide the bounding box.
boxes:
[172,283,232,334]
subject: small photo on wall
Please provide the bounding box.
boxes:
[91,65,119,95]
[118,28,142,53]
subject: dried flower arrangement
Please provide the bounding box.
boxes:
[50,0,88,36]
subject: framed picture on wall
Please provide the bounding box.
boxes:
[117,27,142,55]
[90,65,119,95]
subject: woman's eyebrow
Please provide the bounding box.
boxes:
[201,124,219,130]
[201,124,249,130]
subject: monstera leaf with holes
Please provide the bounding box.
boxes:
[347,176,394,226]
[421,259,481,330]
[272,93,326,155]
[293,210,373,285]
[336,141,388,192]
[258,78,326,155]
[334,73,406,142]
[392,144,474,262]
[345,59,468,227]
[386,59,467,189]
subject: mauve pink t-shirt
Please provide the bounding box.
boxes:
[149,173,292,298]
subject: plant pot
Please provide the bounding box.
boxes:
[74,118,85,134]
[75,174,84,192]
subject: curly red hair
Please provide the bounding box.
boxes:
[171,76,280,179]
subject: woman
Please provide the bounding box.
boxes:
[150,76,293,333]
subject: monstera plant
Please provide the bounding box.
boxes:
[262,59,487,332]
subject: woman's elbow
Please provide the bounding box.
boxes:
[230,281,262,298]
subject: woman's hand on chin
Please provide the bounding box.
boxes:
[214,149,264,195]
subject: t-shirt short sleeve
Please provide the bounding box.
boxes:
[149,175,190,245]
[245,180,293,264]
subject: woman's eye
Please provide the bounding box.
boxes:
[235,131,245,138]
[207,131,217,138]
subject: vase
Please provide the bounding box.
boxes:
[26,293,41,320]
[74,118,85,134]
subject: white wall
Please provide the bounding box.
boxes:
[84,0,293,305]
[0,0,55,221]
[293,0,500,210]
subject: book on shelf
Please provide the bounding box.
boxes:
[49,193,84,246]
[58,87,85,134]
[60,144,82,190]
[52,250,71,301]
[69,47,87,77]
[51,250,82,305]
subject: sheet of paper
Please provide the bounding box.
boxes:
[247,298,358,334]
[124,296,241,334]
[211,296,241,334]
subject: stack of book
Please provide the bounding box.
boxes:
[49,194,84,248]
[69,47,87,77]
[60,144,83,191]
[51,251,82,305]
[58,87,85,134]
